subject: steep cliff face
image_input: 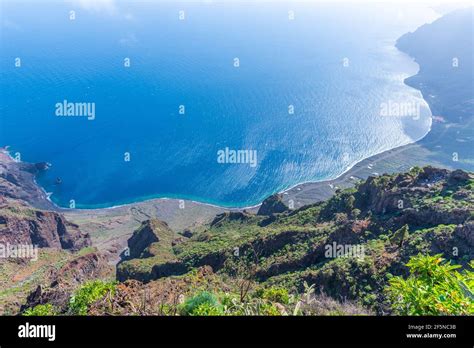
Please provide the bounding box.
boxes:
[0,197,90,251]
[0,150,91,249]
[0,154,110,314]
[21,251,113,313]
[0,150,55,210]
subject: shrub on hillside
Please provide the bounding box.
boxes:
[23,303,58,316]
[255,287,290,304]
[68,280,117,315]
[180,291,223,316]
[385,254,473,315]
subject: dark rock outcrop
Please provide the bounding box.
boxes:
[210,211,253,227]
[394,207,471,228]
[180,229,193,238]
[447,169,471,186]
[453,222,474,249]
[257,194,288,216]
[126,219,172,259]
[117,218,180,282]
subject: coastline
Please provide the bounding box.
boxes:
[1,126,442,215]
[0,52,442,215]
[0,58,445,214]
[1,102,446,261]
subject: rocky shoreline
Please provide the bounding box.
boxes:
[0,149,56,211]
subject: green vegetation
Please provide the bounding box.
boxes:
[386,254,474,315]
[68,280,117,315]
[179,289,284,316]
[255,287,290,304]
[174,281,371,316]
[389,225,409,247]
[23,303,58,316]
[180,291,223,316]
[222,297,282,316]
[0,248,77,315]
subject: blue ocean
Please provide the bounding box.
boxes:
[0,1,435,208]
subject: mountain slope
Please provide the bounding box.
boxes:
[110,166,473,314]
[396,7,474,169]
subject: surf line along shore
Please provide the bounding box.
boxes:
[0,128,451,217]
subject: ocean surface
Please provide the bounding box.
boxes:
[0,1,437,208]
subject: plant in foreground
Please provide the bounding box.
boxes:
[68,280,117,315]
[180,291,223,316]
[23,303,58,316]
[385,254,473,315]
